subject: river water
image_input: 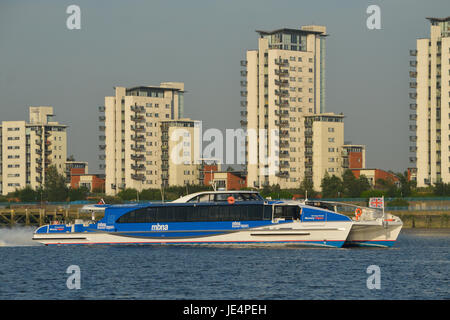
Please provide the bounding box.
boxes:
[0,227,448,300]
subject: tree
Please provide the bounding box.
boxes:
[68,186,89,201]
[321,172,343,198]
[13,186,39,202]
[44,165,69,201]
[299,178,317,198]
[117,188,140,201]
[433,182,450,196]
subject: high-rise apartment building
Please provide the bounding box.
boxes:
[161,118,202,187]
[241,26,328,188]
[0,106,67,195]
[103,83,203,195]
[410,17,450,187]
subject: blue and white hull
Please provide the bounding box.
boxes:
[32,220,352,248]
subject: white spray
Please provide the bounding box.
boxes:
[0,226,40,247]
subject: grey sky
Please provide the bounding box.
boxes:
[1,0,449,174]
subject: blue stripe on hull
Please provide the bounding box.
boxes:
[343,240,396,248]
[45,240,346,248]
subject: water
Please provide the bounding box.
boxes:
[0,228,448,300]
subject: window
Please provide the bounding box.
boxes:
[328,127,334,132]
[116,203,268,223]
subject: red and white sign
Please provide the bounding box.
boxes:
[369,197,384,208]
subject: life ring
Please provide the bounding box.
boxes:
[355,208,362,220]
[227,196,235,205]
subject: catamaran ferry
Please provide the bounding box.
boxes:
[32,191,353,248]
[305,200,403,247]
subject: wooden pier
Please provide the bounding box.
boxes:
[0,208,100,227]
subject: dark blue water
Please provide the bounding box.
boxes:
[0,228,448,300]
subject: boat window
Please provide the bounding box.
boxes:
[273,206,300,220]
[116,203,270,223]
[198,194,211,202]
[214,193,231,201]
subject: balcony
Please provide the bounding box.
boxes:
[99,116,106,121]
[409,136,417,142]
[275,120,289,128]
[275,100,289,107]
[131,174,145,181]
[131,125,145,132]
[409,157,417,163]
[240,120,248,127]
[275,79,289,87]
[280,130,289,138]
[279,141,289,148]
[409,82,417,88]
[409,114,417,121]
[240,80,248,87]
[410,60,417,67]
[131,164,145,171]
[240,70,247,77]
[131,145,145,152]
[131,154,145,161]
[240,91,248,97]
[131,105,145,113]
[240,101,248,107]
[276,171,289,178]
[98,106,105,112]
[409,71,417,78]
[131,135,145,142]
[409,93,417,99]
[240,60,247,67]
[274,58,289,66]
[275,110,289,117]
[240,111,248,117]
[131,115,145,122]
[279,151,289,158]
[279,161,290,168]
[275,69,288,76]
[410,103,417,110]
[409,50,417,56]
[99,125,106,131]
[305,129,313,137]
[409,146,417,152]
[409,125,417,131]
[274,90,289,97]
[99,144,106,150]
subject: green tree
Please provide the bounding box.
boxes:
[299,178,317,198]
[320,172,343,198]
[117,188,140,201]
[14,186,39,202]
[433,182,450,196]
[44,165,69,201]
[68,186,90,201]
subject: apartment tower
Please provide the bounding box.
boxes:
[102,83,204,195]
[410,17,450,186]
[0,106,67,195]
[241,26,328,188]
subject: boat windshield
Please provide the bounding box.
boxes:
[187,192,263,203]
[305,200,384,220]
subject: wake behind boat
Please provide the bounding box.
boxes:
[32,191,353,248]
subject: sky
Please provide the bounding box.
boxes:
[0,0,449,174]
